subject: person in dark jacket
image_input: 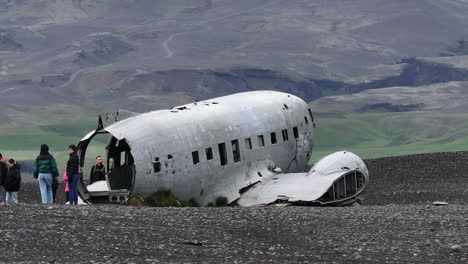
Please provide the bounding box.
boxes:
[0,153,7,190]
[5,159,21,204]
[33,144,59,204]
[52,177,59,203]
[89,156,106,184]
[67,144,80,205]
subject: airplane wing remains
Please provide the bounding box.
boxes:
[237,151,369,206]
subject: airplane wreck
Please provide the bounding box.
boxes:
[77,91,368,206]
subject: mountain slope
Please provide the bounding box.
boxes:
[2,0,468,160]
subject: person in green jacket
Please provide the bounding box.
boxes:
[33,144,59,204]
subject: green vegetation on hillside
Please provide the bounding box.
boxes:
[0,119,103,177]
[3,110,468,174]
[311,111,468,162]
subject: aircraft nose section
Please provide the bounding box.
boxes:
[308,151,369,205]
[308,151,368,179]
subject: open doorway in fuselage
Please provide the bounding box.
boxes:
[107,136,135,191]
[77,131,135,203]
[81,133,109,185]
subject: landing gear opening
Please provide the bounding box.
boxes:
[77,130,135,204]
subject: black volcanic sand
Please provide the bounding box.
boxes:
[0,152,467,263]
[365,151,468,205]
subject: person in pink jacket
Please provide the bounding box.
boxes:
[63,172,70,203]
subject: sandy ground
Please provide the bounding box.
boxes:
[0,151,467,263]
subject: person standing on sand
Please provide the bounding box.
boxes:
[52,175,59,203]
[0,153,8,191]
[89,155,106,184]
[33,144,59,204]
[5,159,21,204]
[63,171,70,203]
[67,144,80,205]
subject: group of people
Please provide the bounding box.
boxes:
[32,144,81,205]
[0,153,21,204]
[0,144,106,205]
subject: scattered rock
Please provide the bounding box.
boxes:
[451,245,463,253]
[180,240,203,246]
[433,201,449,206]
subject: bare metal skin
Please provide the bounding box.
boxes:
[78,91,368,206]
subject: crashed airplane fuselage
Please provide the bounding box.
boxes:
[78,91,369,206]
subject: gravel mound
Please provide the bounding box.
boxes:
[365,151,468,205]
[0,152,467,263]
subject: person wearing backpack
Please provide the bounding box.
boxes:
[33,144,59,204]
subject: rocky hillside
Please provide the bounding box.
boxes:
[2,0,468,125]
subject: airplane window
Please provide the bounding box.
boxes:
[308,109,314,123]
[153,162,161,173]
[293,127,299,138]
[270,132,277,144]
[232,139,241,162]
[305,116,309,124]
[206,147,213,160]
[218,143,228,166]
[258,135,264,147]
[282,129,289,141]
[192,151,200,165]
[245,138,252,150]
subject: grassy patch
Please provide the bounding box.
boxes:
[126,195,147,207]
[144,189,199,207]
[207,196,229,207]
[0,119,100,176]
[311,111,468,162]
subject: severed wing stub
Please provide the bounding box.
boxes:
[237,151,369,206]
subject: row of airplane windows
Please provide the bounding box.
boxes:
[192,125,300,167]
[153,119,307,173]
